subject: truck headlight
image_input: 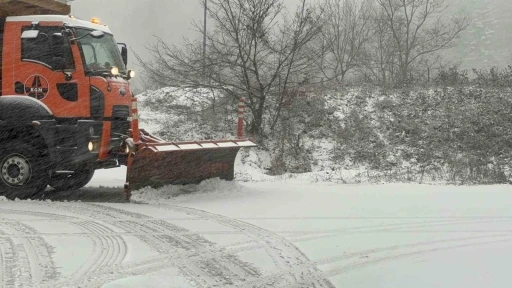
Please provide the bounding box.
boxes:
[111,66,119,76]
[88,141,100,152]
[128,70,136,79]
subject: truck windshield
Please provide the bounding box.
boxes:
[75,28,126,75]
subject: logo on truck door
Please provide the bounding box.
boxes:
[24,75,49,100]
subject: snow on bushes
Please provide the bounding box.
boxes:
[136,84,512,184]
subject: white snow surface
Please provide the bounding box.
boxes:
[3,86,506,286]
[29,86,503,287]
[2,168,511,287]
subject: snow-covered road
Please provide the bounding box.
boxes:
[0,169,511,287]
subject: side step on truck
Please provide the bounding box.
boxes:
[0,0,256,200]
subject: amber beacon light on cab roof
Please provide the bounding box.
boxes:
[0,0,256,200]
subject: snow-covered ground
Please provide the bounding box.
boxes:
[0,87,508,287]
[0,168,509,287]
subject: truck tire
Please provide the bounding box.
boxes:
[0,141,49,200]
[49,168,95,191]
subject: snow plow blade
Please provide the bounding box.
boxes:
[126,139,256,193]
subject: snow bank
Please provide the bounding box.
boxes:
[131,178,248,203]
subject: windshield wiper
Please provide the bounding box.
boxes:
[85,69,111,77]
[86,69,128,79]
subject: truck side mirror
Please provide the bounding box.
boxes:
[118,43,128,67]
[121,46,128,67]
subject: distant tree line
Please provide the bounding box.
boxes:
[137,0,471,137]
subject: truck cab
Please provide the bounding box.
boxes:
[0,14,135,198]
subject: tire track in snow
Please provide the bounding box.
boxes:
[1,204,509,287]
[79,221,127,268]
[320,236,512,279]
[97,217,503,253]
[281,217,512,244]
[0,221,59,287]
[7,203,505,287]
[235,216,512,220]
[233,233,512,287]
[137,218,261,287]
[0,209,77,221]
[315,233,512,266]
[150,206,512,288]
[4,215,511,223]
[0,237,16,287]
[220,217,512,252]
[97,207,259,287]
[46,203,263,288]
[0,216,506,239]
[0,205,129,288]
[56,220,128,284]
[0,239,3,286]
[81,236,263,287]
[157,204,335,288]
[279,217,512,236]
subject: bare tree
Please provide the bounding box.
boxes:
[136,0,320,136]
[360,8,398,84]
[375,0,470,85]
[313,0,374,84]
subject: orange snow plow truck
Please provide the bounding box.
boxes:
[0,0,255,200]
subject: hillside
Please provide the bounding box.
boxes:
[136,84,512,185]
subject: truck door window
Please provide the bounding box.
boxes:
[21,26,75,70]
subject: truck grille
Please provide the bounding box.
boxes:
[112,105,130,120]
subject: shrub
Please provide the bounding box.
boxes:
[434,66,469,86]
[333,108,388,170]
[268,94,331,174]
[472,66,512,87]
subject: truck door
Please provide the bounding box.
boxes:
[12,23,89,118]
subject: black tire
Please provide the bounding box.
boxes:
[49,168,95,191]
[0,141,49,200]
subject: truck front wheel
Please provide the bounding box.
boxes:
[0,141,49,200]
[49,168,95,191]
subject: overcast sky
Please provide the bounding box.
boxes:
[69,1,303,68]
[69,0,302,90]
[69,0,512,89]
[71,0,203,74]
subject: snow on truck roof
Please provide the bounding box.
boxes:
[6,15,113,34]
